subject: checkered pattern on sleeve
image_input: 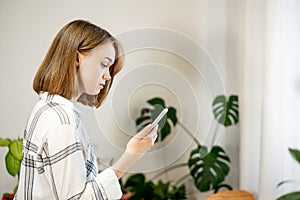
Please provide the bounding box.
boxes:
[14,93,122,200]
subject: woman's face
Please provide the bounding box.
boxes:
[76,42,115,97]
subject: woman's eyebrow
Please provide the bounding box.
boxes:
[105,56,113,63]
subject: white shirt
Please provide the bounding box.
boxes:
[14,93,122,200]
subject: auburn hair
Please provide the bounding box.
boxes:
[33,19,124,108]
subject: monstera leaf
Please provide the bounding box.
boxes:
[188,145,230,192]
[212,95,238,127]
[135,97,177,142]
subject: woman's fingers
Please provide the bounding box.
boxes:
[135,124,157,139]
[125,124,158,154]
[146,125,158,144]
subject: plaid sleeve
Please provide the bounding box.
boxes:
[80,169,123,200]
[45,125,122,200]
[45,124,87,199]
[95,168,123,199]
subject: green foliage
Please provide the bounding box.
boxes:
[152,180,186,200]
[188,146,230,192]
[212,95,238,127]
[166,184,186,199]
[277,192,300,200]
[135,97,178,142]
[121,173,186,200]
[134,95,237,195]
[277,148,300,200]
[288,148,300,164]
[0,138,23,177]
[124,174,154,200]
[0,138,11,146]
[5,152,21,177]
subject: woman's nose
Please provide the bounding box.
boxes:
[103,68,111,80]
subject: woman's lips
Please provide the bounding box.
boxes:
[99,83,105,89]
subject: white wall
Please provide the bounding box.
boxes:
[0,0,243,199]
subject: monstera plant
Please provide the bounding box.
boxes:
[121,173,186,200]
[136,98,177,142]
[134,95,238,194]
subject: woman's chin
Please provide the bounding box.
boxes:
[84,89,101,96]
[93,88,102,95]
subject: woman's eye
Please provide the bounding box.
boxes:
[101,63,108,68]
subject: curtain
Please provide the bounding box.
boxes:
[240,0,300,199]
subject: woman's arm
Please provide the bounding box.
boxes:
[112,124,158,178]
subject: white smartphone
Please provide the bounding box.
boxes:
[151,108,168,127]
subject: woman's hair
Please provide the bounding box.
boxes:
[33,19,124,108]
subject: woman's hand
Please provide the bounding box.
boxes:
[125,124,158,154]
[112,124,158,178]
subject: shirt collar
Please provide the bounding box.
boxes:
[39,92,82,115]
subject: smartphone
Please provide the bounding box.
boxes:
[151,108,168,127]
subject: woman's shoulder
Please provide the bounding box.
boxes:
[23,98,79,149]
[28,98,79,128]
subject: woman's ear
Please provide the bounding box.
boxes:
[76,51,84,67]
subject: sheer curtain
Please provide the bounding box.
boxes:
[240,0,300,199]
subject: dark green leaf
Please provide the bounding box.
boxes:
[289,148,300,164]
[212,95,239,127]
[167,184,186,199]
[277,192,300,200]
[141,108,150,115]
[160,121,171,141]
[5,152,21,177]
[147,97,166,108]
[135,97,178,142]
[167,107,177,126]
[213,96,226,105]
[124,173,154,200]
[136,116,151,126]
[0,138,11,146]
[125,173,146,187]
[188,145,231,192]
[9,139,23,161]
[153,180,169,199]
[149,106,164,122]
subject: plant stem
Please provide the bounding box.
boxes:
[213,184,233,193]
[211,123,219,146]
[174,173,190,186]
[177,121,201,147]
[149,163,188,181]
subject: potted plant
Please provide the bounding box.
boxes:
[127,95,238,197]
[276,148,300,200]
[121,173,186,200]
[0,138,23,200]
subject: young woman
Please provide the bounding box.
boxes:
[15,20,158,200]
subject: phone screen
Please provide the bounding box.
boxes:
[151,108,168,126]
